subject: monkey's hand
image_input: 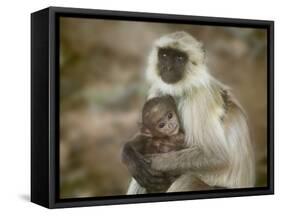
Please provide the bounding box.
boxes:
[122,144,173,190]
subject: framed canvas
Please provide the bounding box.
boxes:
[31,6,274,208]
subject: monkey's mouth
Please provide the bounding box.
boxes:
[170,125,179,135]
[160,71,183,84]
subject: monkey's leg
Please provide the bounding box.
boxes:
[167,174,215,192]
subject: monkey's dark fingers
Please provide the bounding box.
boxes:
[147,184,167,191]
[146,167,167,178]
[134,168,172,189]
[133,171,157,188]
[143,155,154,164]
[164,173,179,182]
[141,156,152,164]
[144,170,172,185]
[133,174,147,187]
[134,153,151,165]
[148,176,168,185]
[138,168,161,184]
[145,179,171,190]
[151,177,172,186]
[135,166,166,186]
[142,164,167,180]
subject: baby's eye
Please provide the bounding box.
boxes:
[158,122,165,128]
[167,112,173,119]
[162,53,167,58]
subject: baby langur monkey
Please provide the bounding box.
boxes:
[140,95,185,154]
[122,95,186,193]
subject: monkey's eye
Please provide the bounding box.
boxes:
[158,122,165,128]
[167,112,173,119]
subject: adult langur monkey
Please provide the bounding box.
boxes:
[124,31,255,194]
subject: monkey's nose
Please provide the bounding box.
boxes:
[166,65,172,72]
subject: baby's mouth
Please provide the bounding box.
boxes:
[170,125,179,135]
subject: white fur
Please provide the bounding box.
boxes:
[127,31,255,194]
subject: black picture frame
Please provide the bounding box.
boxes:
[31,6,274,209]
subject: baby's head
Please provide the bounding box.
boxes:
[142,95,180,137]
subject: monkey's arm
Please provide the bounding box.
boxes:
[147,145,229,174]
[122,135,151,167]
[122,135,173,190]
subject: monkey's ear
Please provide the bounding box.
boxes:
[199,41,206,61]
[140,124,153,137]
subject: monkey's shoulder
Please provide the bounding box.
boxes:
[220,88,247,122]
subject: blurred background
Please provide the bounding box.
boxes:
[59,17,267,199]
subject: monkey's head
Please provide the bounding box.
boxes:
[146,31,207,95]
[142,96,180,137]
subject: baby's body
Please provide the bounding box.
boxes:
[122,96,186,193]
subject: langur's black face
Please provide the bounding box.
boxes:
[157,47,188,84]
